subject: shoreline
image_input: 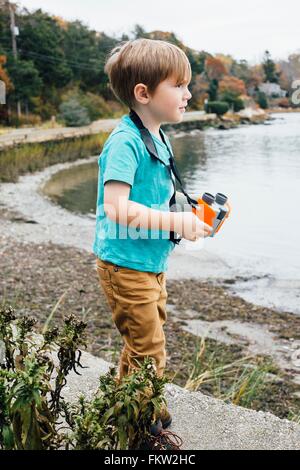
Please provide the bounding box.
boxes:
[1,126,300,419]
[1,233,300,420]
[1,160,300,356]
[0,109,270,152]
[0,147,299,315]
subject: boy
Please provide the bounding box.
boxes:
[93,38,212,434]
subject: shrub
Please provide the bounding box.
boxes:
[0,306,167,450]
[79,93,111,121]
[0,307,87,450]
[58,98,91,127]
[219,90,245,112]
[66,359,167,450]
[232,98,245,112]
[59,88,112,123]
[256,91,268,110]
[205,101,230,115]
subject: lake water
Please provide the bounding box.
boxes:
[43,112,300,313]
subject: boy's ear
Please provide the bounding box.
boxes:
[134,83,150,104]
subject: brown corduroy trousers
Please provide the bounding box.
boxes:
[95,257,168,380]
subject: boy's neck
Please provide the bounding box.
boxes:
[130,107,162,140]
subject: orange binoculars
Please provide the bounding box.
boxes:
[192,192,232,237]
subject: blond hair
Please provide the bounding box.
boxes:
[104,38,192,109]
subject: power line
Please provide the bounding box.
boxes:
[0,41,105,71]
[0,1,18,59]
[20,49,102,71]
[0,2,108,72]
[0,45,104,72]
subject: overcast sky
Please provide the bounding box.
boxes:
[19,0,299,64]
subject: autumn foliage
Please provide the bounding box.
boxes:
[205,56,227,80]
[0,55,13,93]
[219,76,246,97]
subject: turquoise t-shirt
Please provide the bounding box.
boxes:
[92,113,176,273]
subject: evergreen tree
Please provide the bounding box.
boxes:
[262,50,281,83]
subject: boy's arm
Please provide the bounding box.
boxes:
[103,181,212,240]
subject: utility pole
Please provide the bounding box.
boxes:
[0,1,18,59]
[8,1,18,60]
[0,0,21,117]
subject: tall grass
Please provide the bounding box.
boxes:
[184,335,275,409]
[0,132,109,183]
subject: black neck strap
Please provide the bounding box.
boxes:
[128,109,198,208]
[128,108,199,245]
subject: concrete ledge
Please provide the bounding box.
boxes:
[63,350,300,450]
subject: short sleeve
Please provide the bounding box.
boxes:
[102,131,140,187]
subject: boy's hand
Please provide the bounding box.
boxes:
[173,212,213,241]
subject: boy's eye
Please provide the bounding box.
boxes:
[176,82,189,88]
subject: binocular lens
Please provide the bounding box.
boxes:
[215,193,228,205]
[202,192,215,205]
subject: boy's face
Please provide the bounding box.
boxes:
[148,74,192,123]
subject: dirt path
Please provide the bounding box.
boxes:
[0,112,212,149]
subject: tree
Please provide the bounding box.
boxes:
[262,50,281,83]
[219,76,246,96]
[204,57,227,101]
[17,9,73,87]
[218,76,247,111]
[279,53,300,90]
[186,49,207,75]
[131,24,149,39]
[62,21,112,93]
[208,78,218,101]
[205,56,227,81]
[231,59,261,92]
[248,65,265,91]
[215,53,234,74]
[190,73,209,108]
[7,59,42,114]
[0,8,11,55]
[257,91,268,109]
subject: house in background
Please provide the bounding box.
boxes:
[258,82,287,98]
